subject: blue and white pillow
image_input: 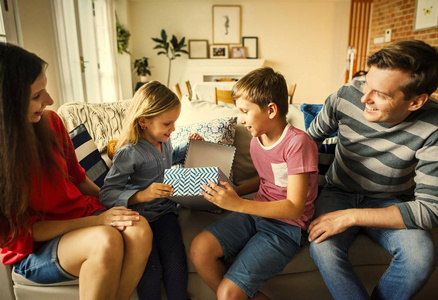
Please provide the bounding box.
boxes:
[69,124,109,188]
[300,104,338,187]
[171,117,237,150]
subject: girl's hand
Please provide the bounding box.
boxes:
[188,133,203,141]
[137,183,173,202]
[99,206,140,231]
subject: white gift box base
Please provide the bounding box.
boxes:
[164,140,236,210]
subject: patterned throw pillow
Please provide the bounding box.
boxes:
[69,124,109,188]
[300,104,338,187]
[171,117,237,150]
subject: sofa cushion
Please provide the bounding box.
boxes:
[58,99,132,153]
[300,103,337,187]
[69,124,109,187]
[171,117,237,148]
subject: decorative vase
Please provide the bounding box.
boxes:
[140,75,149,83]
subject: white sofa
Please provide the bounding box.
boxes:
[1,96,437,300]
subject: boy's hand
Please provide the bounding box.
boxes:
[188,133,203,141]
[138,183,173,202]
[201,181,242,211]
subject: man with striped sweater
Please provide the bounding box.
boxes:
[307,40,438,300]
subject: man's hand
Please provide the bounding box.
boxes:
[201,180,243,211]
[308,209,353,243]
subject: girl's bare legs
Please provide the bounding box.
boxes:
[58,217,152,300]
[190,231,227,292]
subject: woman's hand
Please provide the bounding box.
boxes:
[136,183,173,203]
[98,206,140,231]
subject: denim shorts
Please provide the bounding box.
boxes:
[13,235,78,284]
[206,212,302,298]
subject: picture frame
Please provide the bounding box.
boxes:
[242,36,258,59]
[212,5,241,44]
[231,46,247,59]
[210,44,229,59]
[414,0,438,31]
[189,39,209,59]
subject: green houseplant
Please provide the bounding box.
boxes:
[116,22,130,54]
[152,29,188,87]
[134,57,151,82]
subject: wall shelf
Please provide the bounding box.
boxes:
[186,59,265,83]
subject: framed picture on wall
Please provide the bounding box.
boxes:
[210,44,229,59]
[212,5,241,44]
[189,40,209,59]
[231,46,246,58]
[414,0,438,31]
[242,37,258,59]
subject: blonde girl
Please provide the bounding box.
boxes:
[100,81,192,300]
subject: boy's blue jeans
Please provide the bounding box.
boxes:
[310,187,436,300]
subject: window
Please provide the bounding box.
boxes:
[0,0,20,44]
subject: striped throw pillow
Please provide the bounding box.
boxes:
[69,124,109,187]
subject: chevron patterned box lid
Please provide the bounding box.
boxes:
[164,167,234,210]
[163,140,236,210]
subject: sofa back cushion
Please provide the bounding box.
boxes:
[300,103,337,187]
[58,99,132,153]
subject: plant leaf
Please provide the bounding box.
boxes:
[161,29,167,42]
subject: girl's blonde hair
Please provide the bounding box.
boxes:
[115,81,180,152]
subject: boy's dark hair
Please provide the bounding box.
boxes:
[367,40,438,99]
[232,67,289,117]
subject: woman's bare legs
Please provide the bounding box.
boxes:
[117,216,152,299]
[58,216,152,300]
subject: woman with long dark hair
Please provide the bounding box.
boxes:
[0,42,152,300]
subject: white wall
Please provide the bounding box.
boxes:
[127,0,350,104]
[17,0,62,110]
[115,0,134,99]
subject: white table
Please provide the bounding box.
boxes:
[193,82,236,102]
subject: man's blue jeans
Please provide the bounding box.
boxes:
[309,187,436,300]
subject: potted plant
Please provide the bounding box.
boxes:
[152,29,188,87]
[116,22,130,54]
[134,57,151,82]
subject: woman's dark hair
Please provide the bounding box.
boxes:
[367,40,438,99]
[0,43,58,246]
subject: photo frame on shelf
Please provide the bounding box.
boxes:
[189,40,209,59]
[210,44,229,59]
[242,36,258,59]
[213,5,241,44]
[414,0,438,31]
[231,46,246,59]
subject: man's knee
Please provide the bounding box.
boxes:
[395,232,436,278]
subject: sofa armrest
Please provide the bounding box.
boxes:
[0,264,15,300]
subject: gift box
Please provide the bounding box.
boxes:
[164,140,236,210]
